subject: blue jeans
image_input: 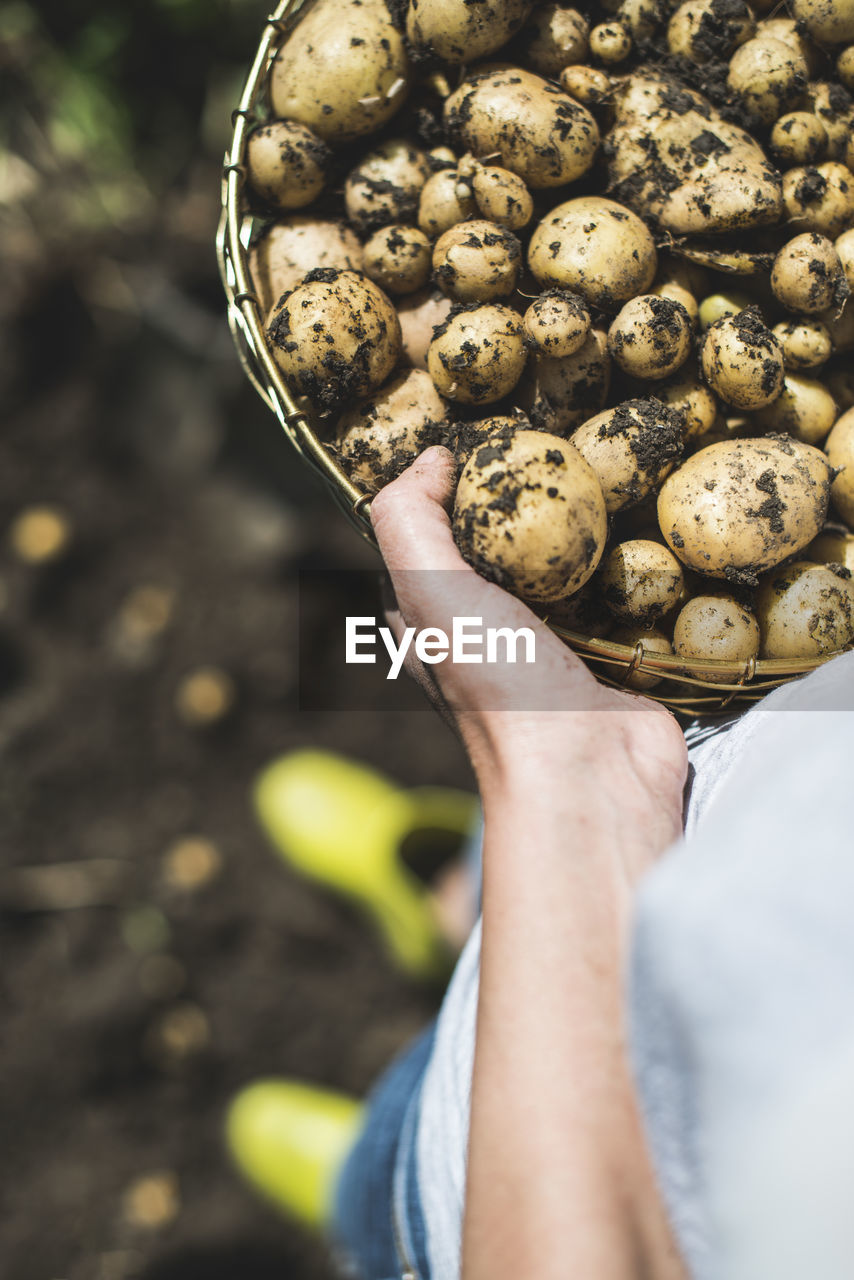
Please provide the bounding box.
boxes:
[332,1024,436,1280]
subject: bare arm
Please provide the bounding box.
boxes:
[371,447,688,1280]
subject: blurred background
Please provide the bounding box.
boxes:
[0,2,472,1276]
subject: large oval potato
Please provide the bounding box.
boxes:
[271,0,409,143]
[453,430,608,601]
[528,197,657,309]
[658,437,833,580]
[407,0,533,63]
[444,67,599,189]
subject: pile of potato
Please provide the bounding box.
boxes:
[245,0,854,675]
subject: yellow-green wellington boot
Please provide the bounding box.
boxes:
[253,750,477,980]
[227,1079,363,1227]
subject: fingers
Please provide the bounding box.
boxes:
[371,446,467,576]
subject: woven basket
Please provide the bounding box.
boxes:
[217,0,847,716]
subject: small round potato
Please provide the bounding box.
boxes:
[753,375,838,444]
[246,121,330,211]
[523,291,591,359]
[334,369,448,492]
[250,217,364,315]
[432,221,522,303]
[616,0,662,40]
[771,233,846,314]
[452,430,608,602]
[345,141,430,234]
[657,437,833,579]
[470,166,534,231]
[427,304,527,404]
[559,65,611,105]
[607,295,693,379]
[700,310,784,410]
[727,37,808,126]
[655,368,720,440]
[396,290,453,370]
[600,539,685,623]
[406,0,534,64]
[792,0,854,51]
[444,67,600,190]
[589,22,632,63]
[825,406,854,525]
[418,170,477,238]
[772,319,833,370]
[770,112,828,165]
[608,625,673,690]
[520,5,590,75]
[267,269,401,413]
[783,164,854,239]
[271,0,410,143]
[516,329,611,434]
[363,226,433,296]
[673,594,760,680]
[756,561,854,658]
[668,0,754,61]
[528,197,657,311]
[571,399,684,514]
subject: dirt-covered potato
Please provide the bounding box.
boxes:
[804,82,854,162]
[792,0,854,49]
[607,296,692,379]
[417,170,477,238]
[523,291,590,359]
[528,197,657,310]
[607,73,783,234]
[559,65,611,105]
[700,310,785,410]
[270,0,409,143]
[753,374,838,444]
[406,0,533,64]
[825,406,854,524]
[250,218,364,314]
[432,221,522,303]
[246,121,330,211]
[673,594,760,679]
[782,164,854,238]
[805,527,854,571]
[444,67,599,189]
[396,290,453,370]
[615,0,663,41]
[756,16,818,73]
[452,430,607,601]
[608,625,673,689]
[571,399,684,513]
[267,269,401,413]
[589,21,632,63]
[657,437,833,580]
[600,539,685,623]
[427,304,527,404]
[449,413,530,461]
[667,0,755,63]
[772,319,833,369]
[363,226,432,295]
[770,112,828,165]
[515,329,610,433]
[650,261,706,328]
[756,561,854,657]
[519,5,590,75]
[771,233,847,314]
[469,165,534,231]
[655,367,720,440]
[727,37,808,126]
[344,141,430,234]
[334,369,448,492]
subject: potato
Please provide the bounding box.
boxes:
[770,112,828,165]
[608,625,674,689]
[803,82,854,162]
[589,21,632,63]
[657,437,833,580]
[727,37,808,126]
[571,399,684,514]
[607,73,783,234]
[825,406,854,525]
[449,413,530,461]
[270,0,409,143]
[599,539,685,623]
[753,374,838,445]
[267,269,401,413]
[559,65,611,106]
[469,165,534,231]
[444,67,599,189]
[406,0,533,64]
[397,289,453,370]
[246,121,330,211]
[673,594,760,680]
[607,295,692,379]
[772,319,833,370]
[667,0,755,63]
[523,291,591,359]
[250,218,364,315]
[698,291,753,330]
[836,227,854,290]
[616,0,663,41]
[839,46,854,90]
[700,310,784,410]
[452,430,607,602]
[756,16,818,74]
[805,527,854,571]
[782,163,854,238]
[417,170,477,238]
[363,225,432,295]
[651,260,707,328]
[345,141,430,234]
[791,0,854,49]
[528,196,657,310]
[771,233,847,314]
[655,367,719,440]
[519,5,590,75]
[334,369,448,492]
[432,221,522,303]
[756,561,854,658]
[427,304,527,404]
[515,329,610,433]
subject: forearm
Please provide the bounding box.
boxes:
[462,739,685,1280]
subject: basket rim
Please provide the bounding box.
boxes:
[218,2,853,710]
